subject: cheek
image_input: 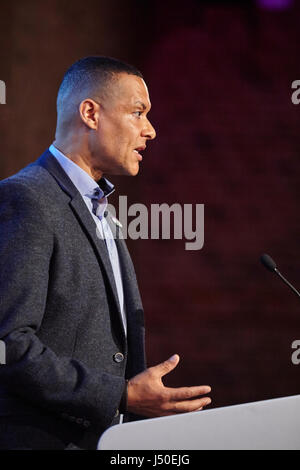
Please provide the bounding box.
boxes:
[90,131,102,154]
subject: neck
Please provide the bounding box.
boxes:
[53,139,103,181]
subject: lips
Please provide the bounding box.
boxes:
[134,146,146,153]
[133,146,146,160]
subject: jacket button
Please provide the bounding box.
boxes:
[83,420,90,428]
[113,352,124,363]
[76,418,83,425]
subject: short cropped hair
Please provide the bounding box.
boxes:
[56,56,143,127]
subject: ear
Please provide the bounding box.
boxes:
[79,98,100,130]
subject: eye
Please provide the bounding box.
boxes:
[133,111,143,118]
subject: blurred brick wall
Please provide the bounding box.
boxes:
[1,0,300,410]
[134,1,300,408]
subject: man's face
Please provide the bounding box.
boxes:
[91,73,156,176]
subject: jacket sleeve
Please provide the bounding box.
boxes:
[0,178,125,433]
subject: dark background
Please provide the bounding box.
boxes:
[1,0,300,410]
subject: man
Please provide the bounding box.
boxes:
[0,56,211,450]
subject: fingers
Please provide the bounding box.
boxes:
[151,354,180,377]
[127,356,212,419]
[166,396,212,414]
[169,385,211,401]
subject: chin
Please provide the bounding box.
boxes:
[108,160,140,176]
[107,165,139,177]
[125,164,140,176]
[130,167,140,176]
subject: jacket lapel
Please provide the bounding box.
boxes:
[114,236,143,314]
[35,150,123,336]
[111,229,146,374]
[106,215,144,322]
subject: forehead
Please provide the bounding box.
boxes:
[108,73,151,109]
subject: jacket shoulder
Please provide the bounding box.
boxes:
[0,161,52,193]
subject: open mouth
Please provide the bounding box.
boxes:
[133,146,146,160]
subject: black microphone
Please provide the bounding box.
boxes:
[260,253,300,298]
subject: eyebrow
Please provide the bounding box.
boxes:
[134,100,147,110]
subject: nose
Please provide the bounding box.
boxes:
[142,118,156,141]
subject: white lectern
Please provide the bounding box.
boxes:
[98,394,300,450]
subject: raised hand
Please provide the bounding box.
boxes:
[127,354,212,417]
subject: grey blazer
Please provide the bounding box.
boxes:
[0,150,146,449]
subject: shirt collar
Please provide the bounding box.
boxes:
[49,144,115,200]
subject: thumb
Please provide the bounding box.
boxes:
[154,354,180,378]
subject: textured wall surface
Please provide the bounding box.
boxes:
[1,0,300,410]
[136,1,300,408]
